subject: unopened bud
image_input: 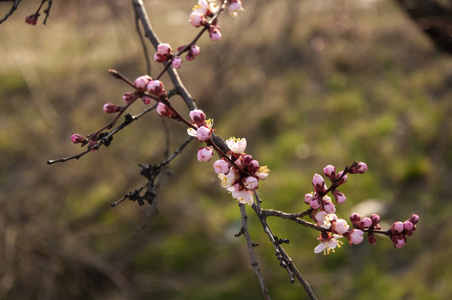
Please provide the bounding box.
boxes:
[197,147,213,162]
[147,80,165,97]
[71,134,85,144]
[103,103,121,114]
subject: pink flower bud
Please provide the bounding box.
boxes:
[332,219,349,235]
[71,134,85,144]
[370,214,381,226]
[147,80,165,97]
[228,0,244,15]
[335,171,348,186]
[103,103,120,114]
[247,159,260,173]
[214,159,230,174]
[122,92,136,103]
[322,196,336,214]
[403,221,414,231]
[350,213,361,225]
[157,43,172,55]
[332,190,346,204]
[391,234,407,248]
[368,235,377,245]
[172,57,182,69]
[189,12,205,27]
[360,217,372,229]
[25,14,39,25]
[391,221,404,234]
[244,176,259,190]
[197,147,213,162]
[310,198,321,210]
[208,26,222,41]
[134,75,151,92]
[323,165,336,180]
[305,193,314,204]
[196,125,212,142]
[156,102,175,118]
[348,229,364,245]
[142,96,152,105]
[154,53,167,63]
[409,214,419,224]
[189,109,206,126]
[190,45,201,56]
[312,173,326,192]
[350,162,368,174]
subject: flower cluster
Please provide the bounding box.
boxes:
[189,0,244,41]
[308,162,419,254]
[187,109,215,161]
[152,42,201,70]
[214,138,269,206]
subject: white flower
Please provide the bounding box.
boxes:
[314,234,343,255]
[231,189,254,206]
[314,211,337,229]
[226,137,247,154]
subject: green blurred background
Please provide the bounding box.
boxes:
[1,0,451,299]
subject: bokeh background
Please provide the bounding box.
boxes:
[1,0,452,299]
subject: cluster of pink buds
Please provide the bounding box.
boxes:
[153,43,201,69]
[389,214,419,248]
[187,109,214,161]
[188,0,235,41]
[214,138,270,206]
[309,162,419,254]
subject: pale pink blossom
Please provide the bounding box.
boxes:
[191,45,201,56]
[196,125,212,141]
[332,190,346,204]
[391,221,404,234]
[348,229,364,245]
[231,189,254,206]
[189,12,205,27]
[208,26,222,41]
[256,166,270,180]
[360,217,372,228]
[243,176,259,190]
[213,159,229,174]
[312,173,326,192]
[134,75,151,92]
[228,0,244,16]
[332,219,350,235]
[197,147,213,162]
[323,164,336,180]
[157,43,172,55]
[305,193,314,204]
[172,57,182,69]
[226,137,247,154]
[314,234,343,255]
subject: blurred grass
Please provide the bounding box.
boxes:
[1,0,452,299]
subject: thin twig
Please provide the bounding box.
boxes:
[238,204,271,300]
[0,0,21,24]
[252,192,318,300]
